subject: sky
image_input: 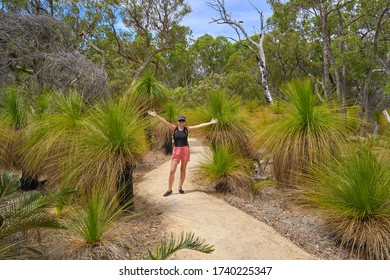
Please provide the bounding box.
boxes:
[182,0,273,39]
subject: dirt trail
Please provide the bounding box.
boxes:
[136,138,314,260]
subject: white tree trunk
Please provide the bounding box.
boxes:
[383,110,390,123]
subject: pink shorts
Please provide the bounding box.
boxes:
[172,146,190,162]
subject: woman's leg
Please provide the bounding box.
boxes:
[168,160,179,192]
[178,161,188,190]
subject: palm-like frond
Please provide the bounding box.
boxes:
[145,232,214,260]
[262,79,348,186]
[0,86,28,130]
[0,86,30,171]
[153,101,180,154]
[299,146,390,259]
[0,190,65,240]
[0,172,19,200]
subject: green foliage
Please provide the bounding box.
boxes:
[0,189,65,241]
[244,99,262,114]
[0,173,19,199]
[126,70,169,111]
[153,101,181,154]
[0,86,29,130]
[262,79,348,186]
[30,90,55,121]
[20,91,86,180]
[299,146,390,259]
[197,145,254,194]
[223,72,263,100]
[189,34,234,77]
[195,90,254,156]
[145,232,214,260]
[66,188,133,244]
[62,99,148,191]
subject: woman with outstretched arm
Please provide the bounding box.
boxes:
[148,110,218,196]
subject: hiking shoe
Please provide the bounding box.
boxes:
[179,188,185,194]
[163,190,172,197]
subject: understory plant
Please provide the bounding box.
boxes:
[195,91,254,157]
[262,79,348,186]
[0,173,65,258]
[62,187,136,259]
[126,70,169,112]
[299,146,390,259]
[197,145,254,195]
[152,100,180,154]
[145,232,214,260]
[20,91,86,185]
[61,99,148,208]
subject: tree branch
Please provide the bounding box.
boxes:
[79,31,106,70]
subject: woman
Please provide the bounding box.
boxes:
[148,110,218,196]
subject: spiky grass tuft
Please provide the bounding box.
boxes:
[197,145,254,195]
[62,99,148,192]
[262,79,348,186]
[126,70,169,111]
[196,91,254,157]
[300,146,390,259]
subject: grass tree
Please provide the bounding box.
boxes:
[195,90,254,157]
[197,145,254,195]
[0,86,38,190]
[261,79,348,186]
[126,70,169,112]
[20,91,86,186]
[63,99,148,208]
[153,101,180,154]
[61,187,135,259]
[299,146,390,259]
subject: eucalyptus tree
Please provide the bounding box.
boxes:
[189,34,235,79]
[268,0,390,134]
[208,0,274,104]
[110,0,191,81]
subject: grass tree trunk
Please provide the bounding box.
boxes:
[117,164,135,210]
[163,138,173,155]
[20,171,44,191]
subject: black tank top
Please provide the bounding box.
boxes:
[173,126,188,147]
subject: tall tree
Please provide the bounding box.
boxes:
[111,0,191,80]
[208,0,274,104]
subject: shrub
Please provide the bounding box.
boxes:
[300,146,390,259]
[262,79,348,186]
[197,145,254,195]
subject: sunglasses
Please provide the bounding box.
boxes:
[178,120,185,122]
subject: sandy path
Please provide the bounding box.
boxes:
[136,138,314,260]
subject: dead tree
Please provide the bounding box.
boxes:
[208,0,274,104]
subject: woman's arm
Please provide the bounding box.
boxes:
[147,110,176,129]
[188,118,218,130]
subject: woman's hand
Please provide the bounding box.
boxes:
[210,118,218,124]
[147,110,157,117]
